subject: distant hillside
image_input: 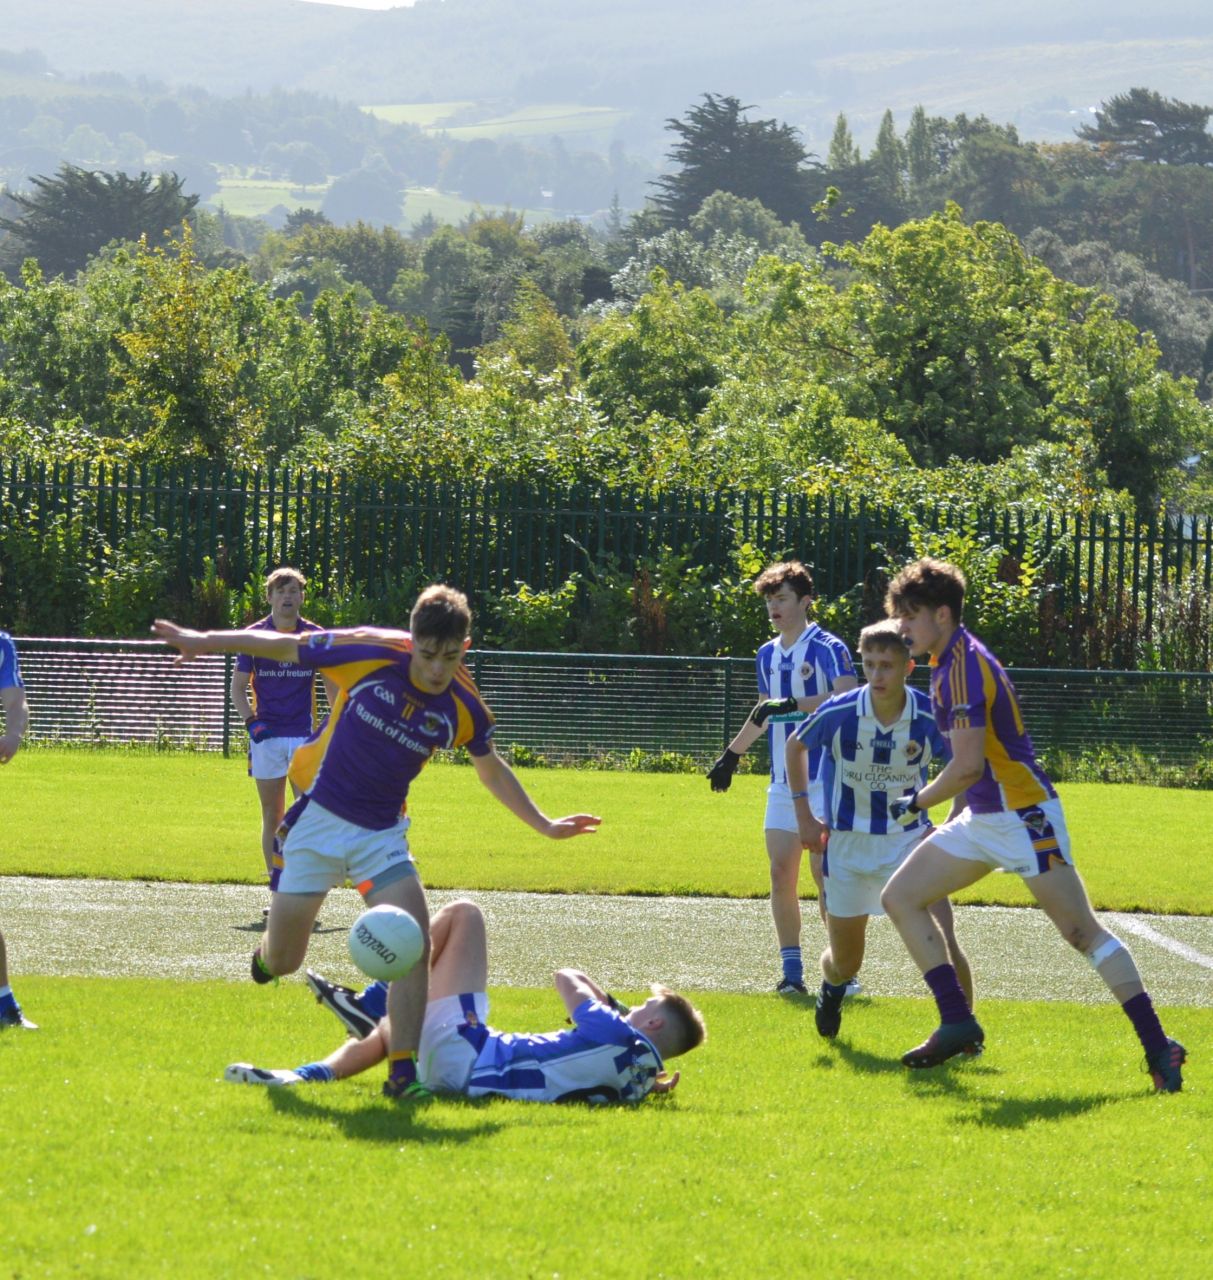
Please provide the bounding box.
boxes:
[4,0,1212,156]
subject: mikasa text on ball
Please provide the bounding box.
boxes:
[348,904,425,982]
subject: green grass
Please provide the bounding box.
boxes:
[360,99,628,142]
[212,176,329,216]
[361,100,475,126]
[2,977,1207,1278]
[2,753,1211,914]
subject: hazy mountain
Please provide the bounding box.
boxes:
[3,0,1212,156]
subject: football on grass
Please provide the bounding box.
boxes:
[348,905,425,982]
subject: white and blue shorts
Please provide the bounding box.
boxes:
[418,992,491,1094]
[764,779,826,835]
[823,827,926,917]
[248,735,309,780]
[928,798,1073,880]
[276,799,417,896]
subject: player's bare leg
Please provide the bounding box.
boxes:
[814,912,867,1038]
[255,891,325,981]
[427,899,489,1000]
[881,842,989,1067]
[766,828,807,993]
[927,896,974,1009]
[254,776,288,879]
[366,874,432,1099]
[1027,862,1185,1091]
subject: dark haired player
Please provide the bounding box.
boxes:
[880,557,1185,1091]
[707,561,856,994]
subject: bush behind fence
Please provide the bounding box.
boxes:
[4,461,1213,668]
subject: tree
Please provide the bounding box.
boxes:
[321,163,404,228]
[649,94,818,230]
[870,110,906,204]
[0,165,198,278]
[1079,88,1213,167]
[828,113,860,169]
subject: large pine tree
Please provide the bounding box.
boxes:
[649,94,819,229]
[1078,88,1213,166]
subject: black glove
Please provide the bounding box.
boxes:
[707,748,741,792]
[245,715,272,744]
[888,788,922,828]
[749,695,798,727]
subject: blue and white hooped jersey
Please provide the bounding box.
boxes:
[792,686,946,833]
[0,632,23,691]
[464,1000,663,1104]
[757,624,855,786]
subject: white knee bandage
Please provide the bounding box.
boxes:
[1086,935,1124,969]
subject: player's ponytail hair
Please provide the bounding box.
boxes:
[410,584,472,645]
[651,985,707,1058]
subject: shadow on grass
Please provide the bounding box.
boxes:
[955,1091,1123,1129]
[265,1086,505,1144]
[231,920,347,936]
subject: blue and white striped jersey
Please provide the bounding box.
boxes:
[757,624,856,786]
[464,1000,663,1104]
[791,686,946,833]
[0,632,22,691]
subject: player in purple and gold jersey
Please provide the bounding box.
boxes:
[879,557,1185,1092]
[154,585,600,1101]
[0,630,36,1030]
[230,567,335,884]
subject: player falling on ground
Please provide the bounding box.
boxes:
[880,556,1186,1091]
[229,567,336,902]
[154,584,600,1101]
[706,561,857,995]
[226,898,705,1103]
[0,629,36,1030]
[785,620,972,1041]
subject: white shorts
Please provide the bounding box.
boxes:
[929,798,1072,880]
[823,828,924,917]
[248,735,309,780]
[418,992,491,1093]
[276,800,416,896]
[765,780,826,834]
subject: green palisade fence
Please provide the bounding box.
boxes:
[4,461,1213,668]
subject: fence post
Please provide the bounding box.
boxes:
[722,659,733,747]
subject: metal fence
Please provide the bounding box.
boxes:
[10,639,1213,784]
[6,461,1213,668]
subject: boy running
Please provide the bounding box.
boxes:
[707,562,856,994]
[880,557,1186,1091]
[154,585,600,1100]
[0,630,36,1030]
[785,620,971,1040]
[226,898,705,1104]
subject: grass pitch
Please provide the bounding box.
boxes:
[2,752,1211,914]
[2,978,1208,1279]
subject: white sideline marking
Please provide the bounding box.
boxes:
[1108,913,1213,972]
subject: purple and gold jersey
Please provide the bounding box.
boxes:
[288,633,495,830]
[931,626,1056,815]
[465,1000,663,1104]
[0,632,23,691]
[235,615,324,737]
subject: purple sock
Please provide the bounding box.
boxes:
[924,964,972,1025]
[1122,992,1168,1059]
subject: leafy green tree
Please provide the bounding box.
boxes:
[478,277,575,378]
[649,94,818,230]
[688,190,811,257]
[1079,88,1213,166]
[0,164,197,279]
[870,110,906,204]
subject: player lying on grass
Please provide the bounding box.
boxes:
[706,561,857,996]
[1,629,36,1031]
[786,620,972,1042]
[226,899,706,1103]
[229,567,336,896]
[881,556,1186,1092]
[154,584,599,1102]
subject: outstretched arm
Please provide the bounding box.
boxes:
[554,969,609,1018]
[471,748,601,838]
[153,620,302,665]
